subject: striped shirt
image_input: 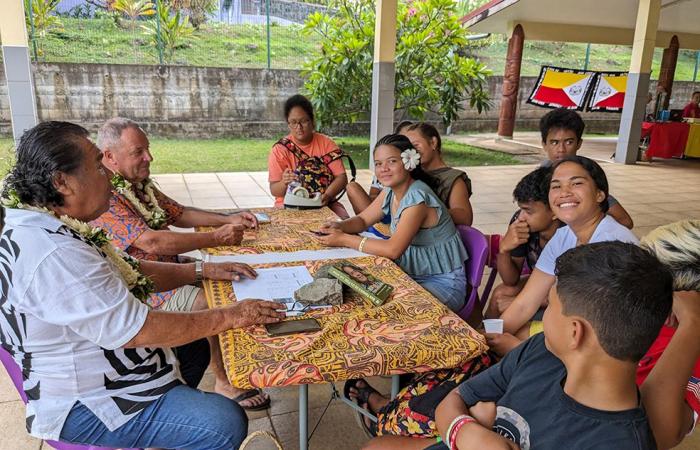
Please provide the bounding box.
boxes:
[0,209,181,440]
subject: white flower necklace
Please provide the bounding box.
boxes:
[1,190,155,302]
[111,174,168,229]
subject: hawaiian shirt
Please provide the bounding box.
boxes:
[91,185,185,308]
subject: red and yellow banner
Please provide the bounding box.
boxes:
[527,66,596,110]
[587,71,628,112]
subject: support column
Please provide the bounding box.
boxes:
[0,0,38,144]
[615,0,661,164]
[657,35,679,110]
[369,0,397,170]
[497,24,524,139]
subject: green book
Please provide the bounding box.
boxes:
[327,261,393,307]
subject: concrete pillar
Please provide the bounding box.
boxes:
[615,0,661,164]
[369,0,397,170]
[497,24,524,139]
[657,35,679,110]
[0,0,38,144]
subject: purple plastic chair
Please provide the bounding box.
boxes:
[455,225,489,321]
[0,346,139,450]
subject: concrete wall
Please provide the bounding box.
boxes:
[1,62,698,138]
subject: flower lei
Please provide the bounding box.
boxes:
[1,190,155,302]
[111,174,168,229]
[401,148,421,171]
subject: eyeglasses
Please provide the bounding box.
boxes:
[288,119,312,128]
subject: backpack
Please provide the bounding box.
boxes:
[276,138,356,201]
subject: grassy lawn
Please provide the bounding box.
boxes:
[0,136,520,176]
[30,17,319,69]
[23,17,700,80]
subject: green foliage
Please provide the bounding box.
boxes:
[144,2,195,62]
[24,0,63,38]
[112,0,156,22]
[302,0,491,128]
[455,0,490,17]
[170,0,218,29]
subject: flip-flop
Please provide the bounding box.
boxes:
[343,379,378,438]
[232,388,271,411]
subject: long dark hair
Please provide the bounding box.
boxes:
[374,134,437,189]
[550,155,610,213]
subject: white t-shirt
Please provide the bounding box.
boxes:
[535,215,639,275]
[0,209,181,440]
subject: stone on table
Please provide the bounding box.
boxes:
[294,278,343,306]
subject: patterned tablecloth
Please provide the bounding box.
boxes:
[201,208,487,389]
[201,207,339,255]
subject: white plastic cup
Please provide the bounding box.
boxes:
[483,319,504,334]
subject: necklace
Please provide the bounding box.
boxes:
[1,190,155,302]
[111,174,168,229]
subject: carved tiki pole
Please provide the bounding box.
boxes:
[498,24,525,138]
[657,35,679,111]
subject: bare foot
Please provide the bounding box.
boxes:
[215,378,270,410]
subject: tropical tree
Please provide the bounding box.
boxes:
[170,0,218,29]
[112,0,156,29]
[302,0,491,128]
[144,1,194,62]
[24,0,62,38]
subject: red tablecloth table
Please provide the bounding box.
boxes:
[644,121,690,159]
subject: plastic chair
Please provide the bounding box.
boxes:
[480,233,501,304]
[455,225,489,321]
[0,345,139,450]
[479,233,533,303]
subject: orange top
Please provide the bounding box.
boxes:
[268,133,346,206]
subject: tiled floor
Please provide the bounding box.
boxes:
[1,141,699,450]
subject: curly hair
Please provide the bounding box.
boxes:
[2,121,89,207]
[373,134,437,189]
[513,167,551,205]
[284,94,315,123]
[550,155,610,213]
[539,108,585,142]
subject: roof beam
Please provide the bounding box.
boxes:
[515,20,700,49]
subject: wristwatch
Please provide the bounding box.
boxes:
[194,260,203,284]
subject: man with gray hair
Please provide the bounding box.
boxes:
[91,117,270,410]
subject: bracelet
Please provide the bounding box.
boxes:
[194,260,203,284]
[447,414,477,450]
[445,414,467,450]
[358,237,368,253]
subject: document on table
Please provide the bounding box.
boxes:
[205,248,368,265]
[231,266,321,315]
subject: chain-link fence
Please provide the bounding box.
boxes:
[24,0,323,68]
[20,0,700,80]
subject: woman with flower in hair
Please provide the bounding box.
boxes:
[317,134,468,312]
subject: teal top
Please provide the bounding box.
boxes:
[381,180,468,277]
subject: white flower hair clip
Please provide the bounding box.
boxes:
[401,148,420,171]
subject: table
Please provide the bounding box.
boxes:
[201,208,487,449]
[644,121,690,159]
[201,207,338,255]
[684,123,700,158]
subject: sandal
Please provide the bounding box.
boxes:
[343,379,379,438]
[233,388,271,411]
